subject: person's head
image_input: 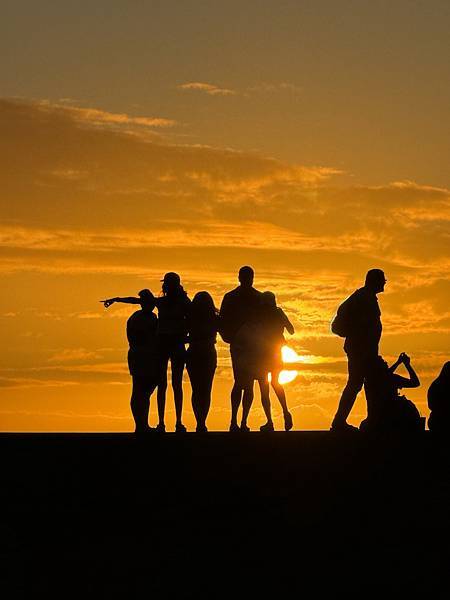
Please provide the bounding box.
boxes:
[437,361,450,383]
[261,291,277,309]
[191,291,218,319]
[365,269,386,293]
[238,266,254,288]
[161,272,182,296]
[138,289,156,312]
[366,355,390,382]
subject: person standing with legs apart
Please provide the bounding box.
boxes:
[186,292,220,432]
[330,269,386,431]
[220,266,262,432]
[155,272,191,433]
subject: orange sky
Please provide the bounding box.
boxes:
[1,2,449,431]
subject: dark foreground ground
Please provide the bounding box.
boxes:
[2,431,450,598]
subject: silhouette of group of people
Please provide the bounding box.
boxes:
[102,267,294,433]
[102,267,448,433]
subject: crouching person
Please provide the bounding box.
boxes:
[361,353,422,432]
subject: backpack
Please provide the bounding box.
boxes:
[331,297,352,338]
[393,395,423,432]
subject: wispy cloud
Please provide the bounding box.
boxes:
[178,82,237,96]
[178,81,303,97]
[0,221,377,253]
[47,348,103,363]
[35,99,176,128]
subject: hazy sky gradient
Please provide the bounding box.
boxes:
[1,1,449,430]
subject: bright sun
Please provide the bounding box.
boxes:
[268,345,301,385]
[281,346,301,363]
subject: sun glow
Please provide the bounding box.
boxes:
[281,346,302,364]
[267,345,302,385]
[277,370,298,384]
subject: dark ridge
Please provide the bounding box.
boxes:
[3,432,449,597]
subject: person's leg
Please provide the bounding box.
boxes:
[200,356,216,429]
[230,346,243,429]
[271,373,288,413]
[195,353,216,430]
[241,380,254,430]
[186,357,201,428]
[258,377,273,428]
[147,380,158,427]
[130,376,150,432]
[230,383,242,429]
[332,353,365,428]
[171,348,186,429]
[271,373,293,430]
[156,353,169,430]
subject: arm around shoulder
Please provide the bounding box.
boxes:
[279,308,295,335]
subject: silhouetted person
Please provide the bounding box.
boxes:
[102,274,190,433]
[220,266,262,432]
[361,353,421,432]
[257,291,295,432]
[186,292,220,432]
[155,272,191,433]
[428,362,450,432]
[331,269,386,431]
[101,289,158,433]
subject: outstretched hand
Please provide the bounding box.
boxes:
[100,299,115,308]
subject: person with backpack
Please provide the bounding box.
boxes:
[330,269,387,431]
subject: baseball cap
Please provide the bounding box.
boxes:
[161,272,181,284]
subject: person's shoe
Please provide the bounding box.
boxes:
[229,422,240,433]
[135,426,155,435]
[175,422,187,433]
[196,424,208,433]
[283,411,293,432]
[240,423,250,433]
[330,421,358,433]
[155,423,166,433]
[260,421,274,432]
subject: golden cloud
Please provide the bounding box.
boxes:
[178,82,237,96]
[36,99,176,128]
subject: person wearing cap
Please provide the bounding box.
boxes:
[219,266,262,432]
[154,272,191,433]
[330,269,387,431]
[101,289,158,433]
